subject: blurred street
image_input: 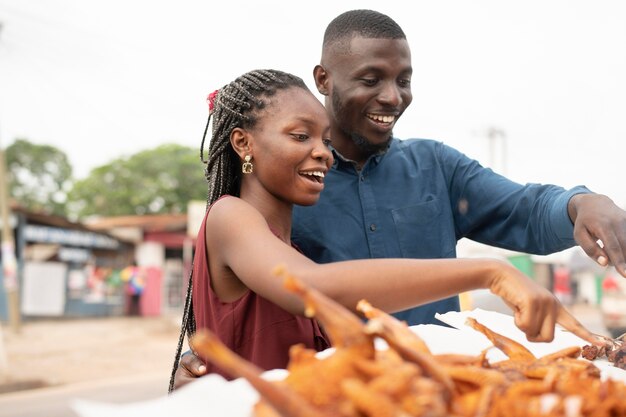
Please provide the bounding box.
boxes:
[0,314,183,417]
[0,303,609,417]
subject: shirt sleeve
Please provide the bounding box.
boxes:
[437,142,593,254]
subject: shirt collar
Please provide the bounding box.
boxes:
[330,140,392,170]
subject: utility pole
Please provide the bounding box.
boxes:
[0,144,20,333]
[486,127,507,176]
[0,20,21,333]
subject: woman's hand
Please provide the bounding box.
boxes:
[487,260,606,346]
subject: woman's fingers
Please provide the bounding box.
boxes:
[556,307,608,347]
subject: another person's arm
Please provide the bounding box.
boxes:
[439,142,626,277]
[173,351,207,391]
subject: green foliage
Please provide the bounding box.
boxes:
[68,143,206,218]
[5,138,73,216]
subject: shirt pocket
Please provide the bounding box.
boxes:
[391,198,456,258]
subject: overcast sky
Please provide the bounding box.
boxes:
[1,0,625,207]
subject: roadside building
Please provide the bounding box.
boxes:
[85,202,204,317]
[0,205,133,321]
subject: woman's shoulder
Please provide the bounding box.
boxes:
[210,195,252,212]
[207,195,265,226]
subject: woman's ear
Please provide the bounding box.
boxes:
[230,127,251,160]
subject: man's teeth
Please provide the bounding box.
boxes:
[368,114,395,123]
[301,171,325,178]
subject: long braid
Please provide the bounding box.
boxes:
[167,263,195,393]
[168,69,308,393]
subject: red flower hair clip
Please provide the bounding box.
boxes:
[207,89,219,114]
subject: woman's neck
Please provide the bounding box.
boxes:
[239,187,292,244]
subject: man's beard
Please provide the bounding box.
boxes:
[350,132,392,155]
[332,89,393,155]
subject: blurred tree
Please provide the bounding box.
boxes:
[5,139,73,216]
[68,143,206,217]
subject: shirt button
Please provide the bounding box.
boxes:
[369,224,376,231]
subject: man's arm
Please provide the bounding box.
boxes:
[440,141,587,254]
[568,193,626,277]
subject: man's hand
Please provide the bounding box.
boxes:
[173,351,207,391]
[568,193,626,278]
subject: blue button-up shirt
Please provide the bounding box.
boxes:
[292,138,590,326]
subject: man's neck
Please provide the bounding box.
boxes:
[331,138,371,167]
[332,137,391,169]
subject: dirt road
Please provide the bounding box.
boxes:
[0,314,184,394]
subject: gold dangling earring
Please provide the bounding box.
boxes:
[242,155,253,174]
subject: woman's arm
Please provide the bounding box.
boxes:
[208,197,596,344]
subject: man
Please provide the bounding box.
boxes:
[292,9,626,325]
[172,9,626,388]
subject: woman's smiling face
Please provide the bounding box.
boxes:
[244,87,333,207]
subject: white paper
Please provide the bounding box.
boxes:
[435,308,626,382]
[72,374,259,417]
[435,308,589,358]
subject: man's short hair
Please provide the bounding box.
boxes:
[323,9,406,48]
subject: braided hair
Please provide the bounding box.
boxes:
[168,69,309,393]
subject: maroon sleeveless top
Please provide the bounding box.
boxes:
[192,196,331,380]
